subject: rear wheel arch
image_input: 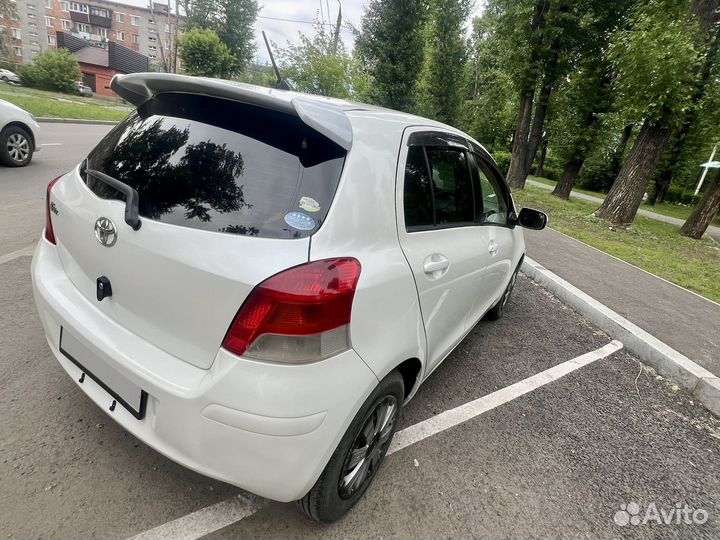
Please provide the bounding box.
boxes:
[394,357,422,401]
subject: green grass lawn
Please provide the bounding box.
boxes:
[0,83,130,121]
[527,175,718,225]
[512,185,720,303]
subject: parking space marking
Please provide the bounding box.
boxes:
[0,244,35,264]
[125,340,623,540]
[388,339,623,454]
[127,494,266,540]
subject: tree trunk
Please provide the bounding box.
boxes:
[647,168,671,205]
[524,70,554,176]
[594,120,672,225]
[535,136,549,177]
[506,89,535,189]
[506,0,548,189]
[552,159,584,199]
[608,124,634,181]
[680,169,720,239]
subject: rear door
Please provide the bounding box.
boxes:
[51,93,347,369]
[396,129,493,374]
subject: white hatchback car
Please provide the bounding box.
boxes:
[0,98,41,167]
[32,73,547,522]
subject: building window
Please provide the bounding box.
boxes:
[165,23,170,32]
[47,35,56,45]
[61,19,70,30]
[132,33,139,44]
[45,16,54,26]
[90,7,109,17]
[11,27,21,39]
[98,27,107,37]
[60,1,69,11]
[27,3,36,9]
[11,12,19,20]
[148,45,156,51]
[45,0,52,8]
[148,35,156,42]
[28,12,37,18]
[76,22,89,32]
[149,54,156,59]
[116,30,124,40]
[131,15,140,25]
[116,12,124,23]
[14,47,22,57]
[71,2,88,13]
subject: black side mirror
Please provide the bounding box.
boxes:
[517,207,548,230]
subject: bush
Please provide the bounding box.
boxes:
[541,165,563,181]
[662,185,700,206]
[492,150,511,176]
[178,28,236,78]
[18,49,80,93]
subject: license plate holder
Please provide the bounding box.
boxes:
[59,327,147,419]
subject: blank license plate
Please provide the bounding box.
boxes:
[59,327,147,419]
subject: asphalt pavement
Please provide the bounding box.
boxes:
[1,123,719,539]
[523,227,720,375]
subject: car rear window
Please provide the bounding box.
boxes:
[83,92,347,239]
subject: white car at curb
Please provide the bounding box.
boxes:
[31,73,547,522]
[0,98,41,167]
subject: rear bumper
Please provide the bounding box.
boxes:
[31,238,379,502]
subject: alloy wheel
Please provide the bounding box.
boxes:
[7,133,30,163]
[338,395,397,499]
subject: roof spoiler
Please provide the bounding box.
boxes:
[111,73,352,151]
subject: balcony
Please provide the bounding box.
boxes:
[89,7,112,28]
[69,10,90,23]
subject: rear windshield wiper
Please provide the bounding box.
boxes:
[82,163,142,231]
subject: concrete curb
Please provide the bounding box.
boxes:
[521,256,720,417]
[36,117,119,125]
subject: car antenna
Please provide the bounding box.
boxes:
[262,31,292,91]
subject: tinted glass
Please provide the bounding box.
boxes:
[426,147,474,225]
[84,93,346,239]
[403,146,434,228]
[473,156,508,225]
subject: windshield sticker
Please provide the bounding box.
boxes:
[299,196,321,213]
[284,212,316,231]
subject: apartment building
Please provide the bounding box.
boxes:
[2,0,179,66]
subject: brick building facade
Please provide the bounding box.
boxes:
[1,0,179,68]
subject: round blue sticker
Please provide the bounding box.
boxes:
[284,212,316,231]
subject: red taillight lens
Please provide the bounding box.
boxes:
[222,258,361,363]
[44,176,62,245]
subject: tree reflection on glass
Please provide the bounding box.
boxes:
[101,118,248,222]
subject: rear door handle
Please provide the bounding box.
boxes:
[423,255,450,274]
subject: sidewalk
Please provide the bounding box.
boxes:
[522,227,720,376]
[526,178,720,242]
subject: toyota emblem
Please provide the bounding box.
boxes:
[94,217,117,247]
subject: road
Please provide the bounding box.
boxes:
[1,123,719,539]
[526,178,720,242]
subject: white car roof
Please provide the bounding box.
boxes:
[111,73,479,154]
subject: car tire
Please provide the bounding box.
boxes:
[1,76,8,83]
[0,125,34,167]
[484,264,520,321]
[296,370,404,523]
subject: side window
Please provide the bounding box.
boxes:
[403,146,434,228]
[472,155,508,225]
[425,147,474,225]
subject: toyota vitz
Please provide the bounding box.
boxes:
[32,73,547,522]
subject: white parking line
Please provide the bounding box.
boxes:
[388,339,623,454]
[126,340,623,540]
[0,244,35,264]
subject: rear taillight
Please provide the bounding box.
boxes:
[222,258,361,363]
[44,176,62,245]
